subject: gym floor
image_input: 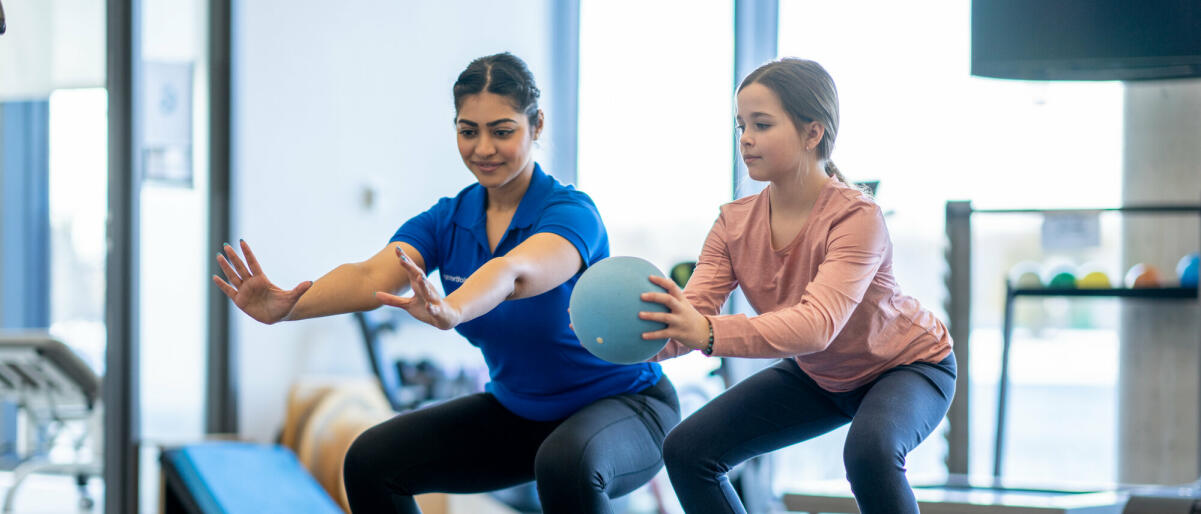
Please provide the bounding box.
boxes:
[0,471,102,514]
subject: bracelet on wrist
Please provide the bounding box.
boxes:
[701,319,715,356]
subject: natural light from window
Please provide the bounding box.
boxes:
[777,0,1124,486]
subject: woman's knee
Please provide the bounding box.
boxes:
[343,424,385,484]
[533,437,608,510]
[343,420,427,496]
[536,430,604,487]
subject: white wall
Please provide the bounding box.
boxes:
[233,0,558,442]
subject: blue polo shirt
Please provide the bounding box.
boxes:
[390,164,663,421]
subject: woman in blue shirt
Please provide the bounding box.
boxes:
[213,53,679,513]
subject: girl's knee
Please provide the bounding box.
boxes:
[662,423,702,470]
[663,421,733,479]
[843,431,903,480]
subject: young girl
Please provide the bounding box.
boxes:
[638,58,955,514]
[214,53,679,514]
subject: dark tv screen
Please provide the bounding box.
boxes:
[972,0,1201,81]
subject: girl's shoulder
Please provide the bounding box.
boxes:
[824,180,883,218]
[827,178,876,204]
[718,191,765,219]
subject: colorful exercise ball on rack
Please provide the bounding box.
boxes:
[1008,261,1044,289]
[1124,263,1161,289]
[1043,263,1077,289]
[1047,270,1077,289]
[670,261,697,289]
[1177,253,1200,288]
[569,256,670,364]
[1077,271,1113,289]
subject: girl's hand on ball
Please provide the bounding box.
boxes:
[638,275,709,350]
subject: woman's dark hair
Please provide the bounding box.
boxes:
[738,58,848,185]
[453,52,541,128]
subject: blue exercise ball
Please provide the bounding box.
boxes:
[1178,252,1200,288]
[569,256,670,364]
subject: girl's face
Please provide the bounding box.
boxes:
[456,92,541,191]
[735,82,818,182]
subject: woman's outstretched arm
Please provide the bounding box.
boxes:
[377,233,582,330]
[215,239,421,324]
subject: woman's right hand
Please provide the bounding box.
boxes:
[212,240,312,325]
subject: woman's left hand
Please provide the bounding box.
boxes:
[638,275,710,350]
[377,246,462,330]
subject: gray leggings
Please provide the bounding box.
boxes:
[343,376,679,513]
[664,354,956,514]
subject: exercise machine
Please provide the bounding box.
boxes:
[0,332,101,511]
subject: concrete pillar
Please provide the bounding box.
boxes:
[1119,78,1201,484]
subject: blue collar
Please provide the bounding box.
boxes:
[451,163,554,246]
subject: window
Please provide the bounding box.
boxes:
[48,88,109,373]
[777,0,1123,484]
[579,0,736,413]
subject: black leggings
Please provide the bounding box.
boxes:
[664,355,956,514]
[343,376,680,514]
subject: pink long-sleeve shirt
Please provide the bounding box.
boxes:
[654,178,952,392]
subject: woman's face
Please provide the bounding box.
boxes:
[735,82,813,182]
[456,92,540,190]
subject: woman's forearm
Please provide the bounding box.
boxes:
[284,262,390,321]
[443,257,520,324]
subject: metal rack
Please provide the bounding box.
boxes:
[944,201,1201,478]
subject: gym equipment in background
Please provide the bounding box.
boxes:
[1045,264,1078,289]
[351,308,481,413]
[352,310,537,512]
[1123,496,1201,514]
[569,256,670,364]
[670,261,696,289]
[353,307,407,411]
[942,201,1201,514]
[784,474,1126,513]
[160,442,343,514]
[1078,270,1113,289]
[1125,263,1162,288]
[1178,253,1200,287]
[0,333,101,512]
[1120,479,1201,513]
[291,381,391,511]
[1008,261,1045,289]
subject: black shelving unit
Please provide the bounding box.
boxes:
[994,284,1200,478]
[944,201,1201,479]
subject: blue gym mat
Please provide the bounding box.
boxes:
[161,442,343,514]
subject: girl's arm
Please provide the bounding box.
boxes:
[707,205,887,358]
[646,213,739,361]
[641,204,889,360]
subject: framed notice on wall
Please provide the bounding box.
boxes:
[142,61,193,187]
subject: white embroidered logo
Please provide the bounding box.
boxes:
[443,274,467,284]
